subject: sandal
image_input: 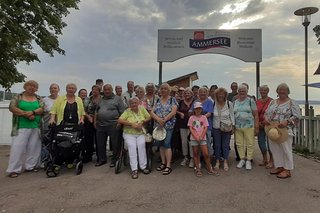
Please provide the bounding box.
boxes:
[131,170,138,179]
[142,168,150,174]
[277,170,291,179]
[270,167,284,175]
[207,168,220,176]
[162,167,172,175]
[223,163,229,172]
[265,163,274,169]
[8,172,19,178]
[156,163,166,171]
[195,169,202,177]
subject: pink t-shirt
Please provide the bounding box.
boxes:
[187,115,209,140]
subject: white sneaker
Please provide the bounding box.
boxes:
[236,160,246,169]
[245,160,252,170]
[188,159,194,168]
[180,157,188,166]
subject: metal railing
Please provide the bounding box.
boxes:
[294,107,320,153]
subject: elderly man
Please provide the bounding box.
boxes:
[123,81,135,106]
[227,82,238,102]
[94,84,126,167]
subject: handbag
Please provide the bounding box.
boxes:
[142,127,153,143]
[218,101,233,132]
[220,121,233,132]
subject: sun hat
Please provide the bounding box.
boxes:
[193,102,203,109]
[152,126,167,141]
[264,122,288,144]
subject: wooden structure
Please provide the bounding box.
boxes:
[166,72,198,88]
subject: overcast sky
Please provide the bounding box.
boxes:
[8,0,320,101]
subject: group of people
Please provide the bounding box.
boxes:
[6,79,301,180]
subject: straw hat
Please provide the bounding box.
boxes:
[152,126,166,141]
[264,122,288,144]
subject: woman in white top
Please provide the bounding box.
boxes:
[212,88,235,171]
[42,83,60,133]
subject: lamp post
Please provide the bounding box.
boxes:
[294,7,318,116]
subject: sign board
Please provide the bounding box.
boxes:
[158,29,262,62]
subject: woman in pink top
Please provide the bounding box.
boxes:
[256,85,273,168]
[188,102,218,177]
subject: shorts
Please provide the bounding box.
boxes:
[190,140,207,146]
[155,129,173,149]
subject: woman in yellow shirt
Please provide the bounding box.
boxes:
[118,97,151,179]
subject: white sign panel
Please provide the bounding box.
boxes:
[158,29,262,62]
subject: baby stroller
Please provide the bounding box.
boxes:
[45,123,84,178]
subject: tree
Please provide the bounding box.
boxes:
[0,0,80,89]
[314,25,320,45]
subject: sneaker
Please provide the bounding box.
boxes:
[180,157,188,166]
[188,159,194,168]
[245,160,252,170]
[236,160,246,169]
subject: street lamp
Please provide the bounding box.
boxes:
[294,7,318,116]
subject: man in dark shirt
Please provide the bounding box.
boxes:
[94,84,126,167]
[227,82,238,101]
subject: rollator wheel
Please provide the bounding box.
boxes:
[75,161,83,175]
[46,163,60,178]
[115,157,122,174]
[123,151,128,167]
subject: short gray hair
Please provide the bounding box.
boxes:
[276,83,290,94]
[238,84,248,92]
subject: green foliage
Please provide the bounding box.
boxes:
[314,25,320,45]
[0,0,80,89]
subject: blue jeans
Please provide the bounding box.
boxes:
[258,128,268,153]
[213,128,231,160]
[157,129,174,149]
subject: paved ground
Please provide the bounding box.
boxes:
[1,143,320,213]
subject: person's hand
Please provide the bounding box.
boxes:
[278,120,288,128]
[87,116,93,123]
[264,119,271,126]
[254,127,259,136]
[28,115,35,121]
[49,118,56,125]
[157,118,165,127]
[231,126,235,135]
[79,120,84,125]
[25,111,33,118]
[179,112,185,119]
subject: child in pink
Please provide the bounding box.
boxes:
[188,102,218,177]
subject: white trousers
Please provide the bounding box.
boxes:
[179,128,193,157]
[269,136,294,170]
[7,128,41,173]
[123,133,147,171]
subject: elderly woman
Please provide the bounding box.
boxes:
[135,86,147,108]
[256,85,273,168]
[6,80,44,178]
[50,83,85,125]
[150,83,178,175]
[176,88,195,167]
[118,97,151,179]
[42,83,60,133]
[189,87,214,161]
[264,83,300,179]
[234,84,259,170]
[212,88,235,171]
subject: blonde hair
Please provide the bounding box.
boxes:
[66,83,77,91]
[214,87,228,101]
[23,80,39,89]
